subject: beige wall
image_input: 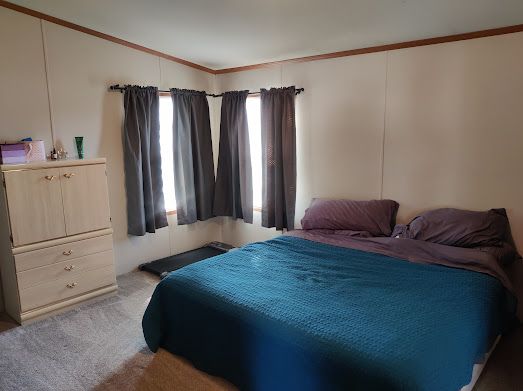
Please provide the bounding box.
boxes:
[216,32,523,260]
[0,7,222,276]
[0,7,52,149]
[383,34,523,233]
[215,54,389,246]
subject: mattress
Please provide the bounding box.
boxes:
[142,235,516,391]
[460,335,500,391]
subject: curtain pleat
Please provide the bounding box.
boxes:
[261,86,297,230]
[213,91,253,223]
[123,86,168,235]
[171,89,215,225]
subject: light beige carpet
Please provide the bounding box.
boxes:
[0,271,236,390]
[0,272,235,391]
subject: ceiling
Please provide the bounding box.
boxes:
[8,0,523,70]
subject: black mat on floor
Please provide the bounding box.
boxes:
[138,242,234,278]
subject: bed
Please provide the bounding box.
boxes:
[142,230,517,391]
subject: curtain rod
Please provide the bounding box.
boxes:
[108,84,304,97]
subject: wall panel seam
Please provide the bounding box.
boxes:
[379,51,389,199]
[158,57,162,87]
[40,19,55,148]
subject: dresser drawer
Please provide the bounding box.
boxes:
[19,265,116,312]
[14,234,113,272]
[17,250,114,290]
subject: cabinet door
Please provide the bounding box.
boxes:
[60,164,111,236]
[4,168,66,246]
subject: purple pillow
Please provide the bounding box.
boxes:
[404,208,508,247]
[395,207,522,265]
[301,199,399,237]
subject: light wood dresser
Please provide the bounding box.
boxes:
[0,158,117,324]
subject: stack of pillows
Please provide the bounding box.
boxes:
[300,198,521,266]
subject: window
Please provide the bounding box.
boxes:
[159,94,262,213]
[159,95,176,213]
[246,96,262,209]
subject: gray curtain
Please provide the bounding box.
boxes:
[123,86,168,236]
[213,91,253,223]
[261,86,297,230]
[171,89,215,225]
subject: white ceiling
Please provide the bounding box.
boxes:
[8,0,523,70]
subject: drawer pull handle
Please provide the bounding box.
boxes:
[63,173,76,179]
[63,250,73,256]
[66,282,77,289]
[64,265,74,271]
[44,175,56,181]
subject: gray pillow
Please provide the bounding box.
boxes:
[301,199,399,237]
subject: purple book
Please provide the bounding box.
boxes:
[0,143,27,164]
[0,143,25,152]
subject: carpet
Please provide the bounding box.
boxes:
[0,271,236,391]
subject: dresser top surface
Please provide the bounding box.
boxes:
[1,158,106,172]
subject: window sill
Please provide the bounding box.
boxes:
[167,208,260,217]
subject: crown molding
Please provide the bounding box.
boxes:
[215,23,523,74]
[0,0,214,73]
[2,0,523,76]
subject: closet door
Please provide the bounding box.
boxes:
[4,168,66,246]
[60,164,111,236]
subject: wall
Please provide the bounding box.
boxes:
[215,53,389,245]
[0,6,222,276]
[216,32,523,257]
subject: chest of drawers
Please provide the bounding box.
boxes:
[0,159,117,324]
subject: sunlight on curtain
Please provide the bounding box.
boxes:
[159,96,176,212]
[161,95,261,213]
[247,96,262,209]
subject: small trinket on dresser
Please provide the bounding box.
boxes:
[58,147,68,160]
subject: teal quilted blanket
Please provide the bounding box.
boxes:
[143,236,515,391]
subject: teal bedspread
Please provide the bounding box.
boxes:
[143,236,515,391]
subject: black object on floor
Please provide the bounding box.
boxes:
[138,242,235,279]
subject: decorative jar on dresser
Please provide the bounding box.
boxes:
[0,158,117,324]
